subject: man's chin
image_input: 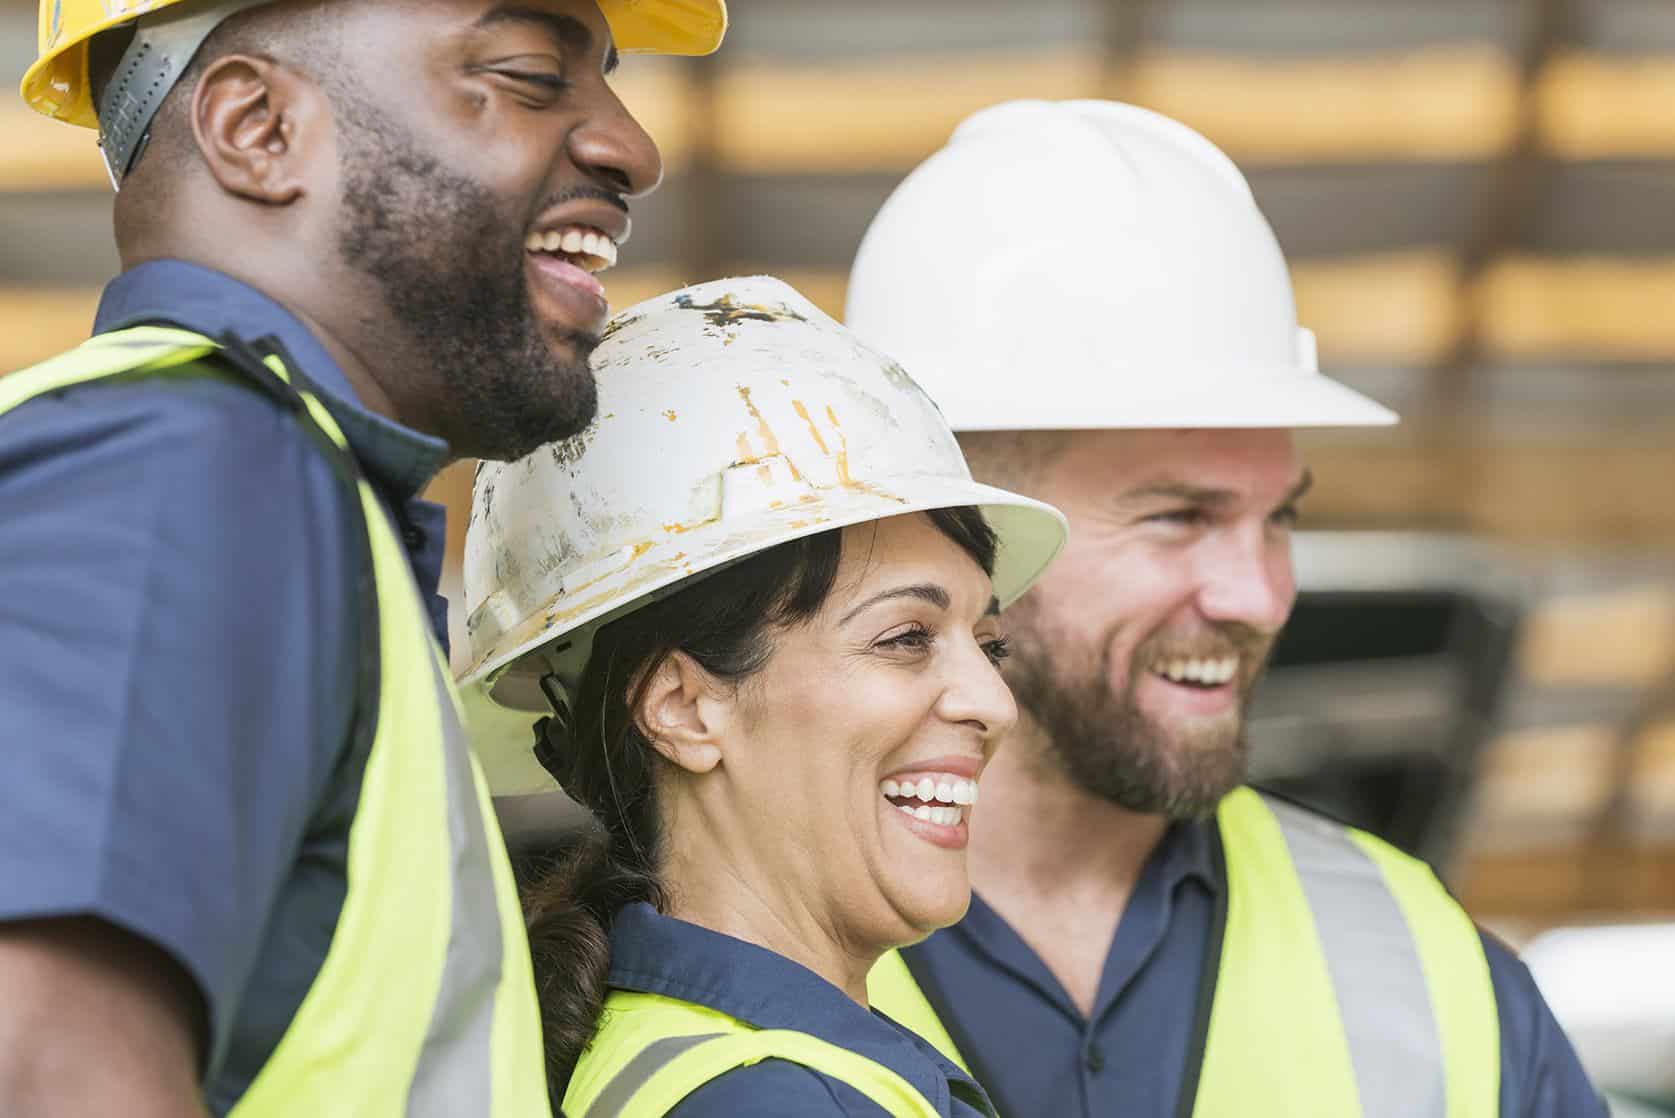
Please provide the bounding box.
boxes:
[498,406,596,463]
[1089,717,1248,818]
[1153,736,1248,817]
[456,382,597,463]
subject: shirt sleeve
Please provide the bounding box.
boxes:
[0,373,361,1063]
[667,1061,888,1116]
[1482,931,1609,1117]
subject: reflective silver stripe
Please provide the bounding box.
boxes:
[1264,796,1447,1118]
[406,650,504,1117]
[585,1033,724,1118]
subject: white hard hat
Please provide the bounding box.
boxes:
[459,276,1070,795]
[845,99,1397,431]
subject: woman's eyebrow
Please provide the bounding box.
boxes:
[839,583,950,625]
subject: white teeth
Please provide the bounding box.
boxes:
[1154,656,1238,685]
[525,227,620,271]
[886,795,970,827]
[881,773,980,817]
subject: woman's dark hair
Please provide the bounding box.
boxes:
[522,506,997,1103]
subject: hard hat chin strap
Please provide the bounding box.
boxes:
[96,0,270,189]
[533,669,584,796]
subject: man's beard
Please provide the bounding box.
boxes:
[1005,606,1275,819]
[335,105,598,463]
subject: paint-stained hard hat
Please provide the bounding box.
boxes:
[459,275,1068,795]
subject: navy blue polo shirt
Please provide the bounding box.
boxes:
[0,260,450,1114]
[604,902,998,1116]
[900,811,1606,1117]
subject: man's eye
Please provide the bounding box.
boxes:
[499,70,570,92]
[981,635,1012,667]
[1148,508,1205,527]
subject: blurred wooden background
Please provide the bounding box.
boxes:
[5,0,1674,931]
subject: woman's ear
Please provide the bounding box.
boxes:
[634,652,728,775]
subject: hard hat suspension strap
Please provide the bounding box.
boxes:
[533,669,579,788]
[95,0,269,188]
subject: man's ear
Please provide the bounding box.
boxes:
[190,54,325,204]
[634,652,730,775]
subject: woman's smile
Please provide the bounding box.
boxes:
[880,756,985,849]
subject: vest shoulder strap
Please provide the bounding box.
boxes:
[1,326,221,412]
[2,325,352,463]
[867,949,972,1074]
[574,994,943,1118]
[1195,787,1498,1118]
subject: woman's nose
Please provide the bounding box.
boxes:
[935,640,1019,742]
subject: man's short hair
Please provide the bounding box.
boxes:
[956,429,1072,493]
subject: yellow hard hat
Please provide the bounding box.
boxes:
[21,0,727,128]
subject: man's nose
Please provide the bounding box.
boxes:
[567,90,663,198]
[1195,531,1295,635]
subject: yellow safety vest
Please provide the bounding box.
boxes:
[869,787,1501,1118]
[565,990,949,1118]
[0,326,552,1118]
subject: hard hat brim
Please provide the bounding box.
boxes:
[22,0,727,126]
[906,362,1398,433]
[600,0,727,56]
[461,477,1068,796]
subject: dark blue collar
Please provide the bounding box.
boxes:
[1155,814,1222,895]
[608,903,990,1113]
[952,813,1221,1024]
[93,260,449,501]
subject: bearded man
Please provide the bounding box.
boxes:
[851,100,1603,1118]
[0,0,722,1114]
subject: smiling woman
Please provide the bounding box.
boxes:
[457,277,1067,1116]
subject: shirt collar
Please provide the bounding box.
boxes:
[608,902,986,1109]
[1163,813,1222,895]
[93,260,449,500]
